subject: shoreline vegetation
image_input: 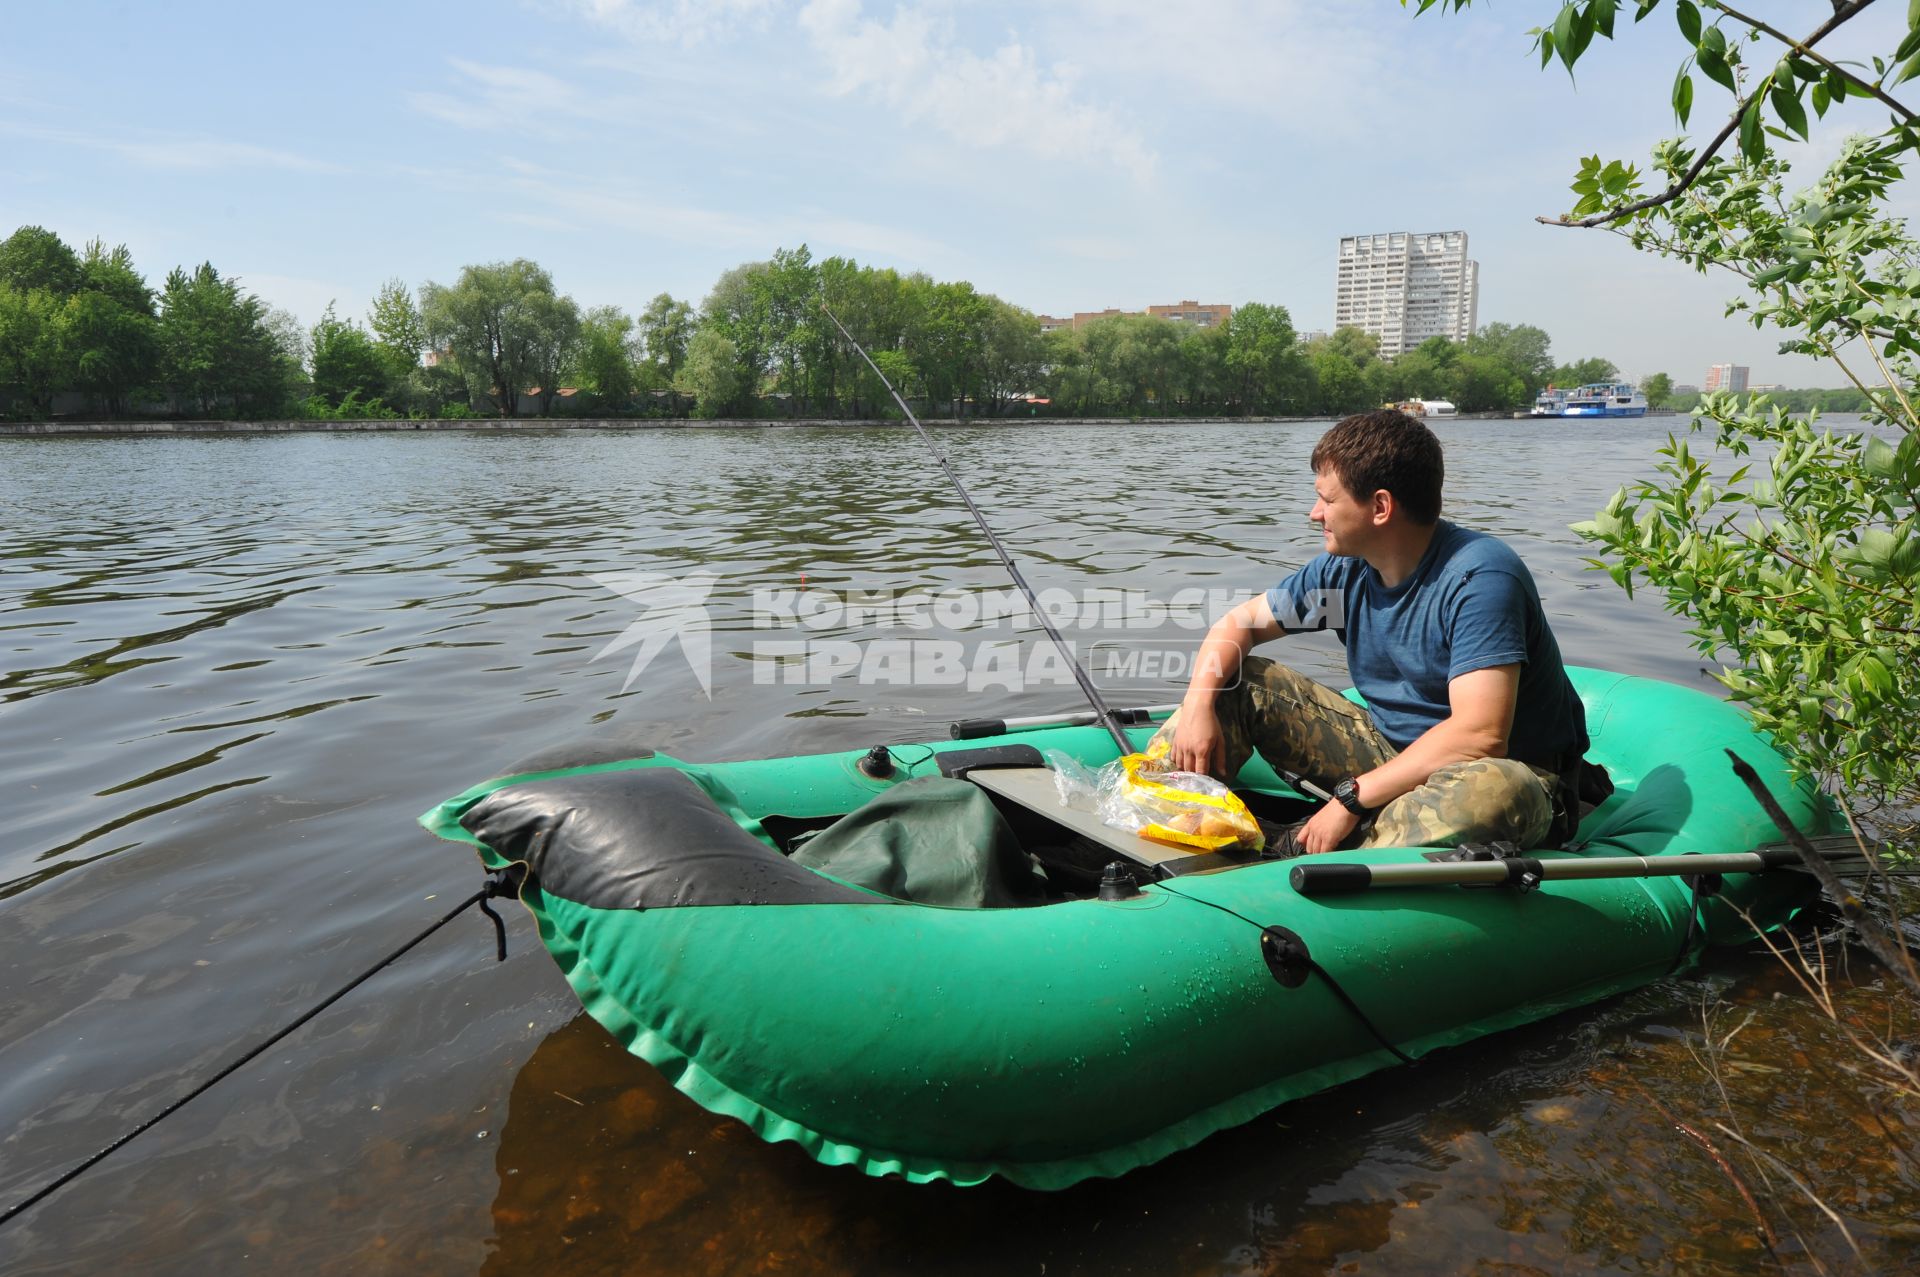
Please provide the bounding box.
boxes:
[0,224,1863,427]
[0,410,1663,436]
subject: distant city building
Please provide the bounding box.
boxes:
[1334,230,1479,358]
[1056,301,1235,332]
[1671,384,1700,396]
[1705,363,1750,393]
[1748,382,1785,394]
[1145,300,1232,327]
[1298,330,1329,345]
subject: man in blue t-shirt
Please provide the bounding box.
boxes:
[1155,409,1593,855]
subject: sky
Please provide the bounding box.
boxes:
[2,0,1911,387]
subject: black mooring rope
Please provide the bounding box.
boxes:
[1154,880,1415,1065]
[0,869,520,1230]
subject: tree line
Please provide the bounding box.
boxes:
[0,223,1672,421]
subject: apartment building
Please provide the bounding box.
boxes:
[1705,363,1751,393]
[1333,231,1479,358]
[1053,301,1235,331]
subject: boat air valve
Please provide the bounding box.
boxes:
[857,744,896,779]
[1098,862,1140,901]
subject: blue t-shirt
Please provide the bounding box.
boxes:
[1264,521,1587,766]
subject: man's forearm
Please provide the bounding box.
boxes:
[1351,715,1506,809]
[1182,615,1256,709]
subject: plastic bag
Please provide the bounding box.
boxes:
[1043,741,1263,854]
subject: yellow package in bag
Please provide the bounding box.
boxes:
[1115,739,1264,853]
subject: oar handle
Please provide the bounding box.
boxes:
[1290,844,1840,896]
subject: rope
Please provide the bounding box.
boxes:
[1154,880,1415,1065]
[0,870,520,1230]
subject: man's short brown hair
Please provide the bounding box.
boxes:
[1310,410,1444,525]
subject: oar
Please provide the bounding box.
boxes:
[948,704,1177,740]
[1289,835,1881,896]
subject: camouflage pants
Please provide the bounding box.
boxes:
[1149,656,1564,851]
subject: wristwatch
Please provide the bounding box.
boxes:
[1332,776,1372,816]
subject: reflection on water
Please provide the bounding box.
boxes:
[485,945,1915,1276]
[1,421,1912,1274]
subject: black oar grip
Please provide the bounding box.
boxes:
[950,718,1006,740]
[1290,863,1373,895]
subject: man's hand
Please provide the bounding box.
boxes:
[1166,703,1227,778]
[1298,800,1361,855]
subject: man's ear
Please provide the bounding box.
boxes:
[1370,488,1395,526]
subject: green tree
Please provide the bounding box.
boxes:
[1464,322,1555,397]
[700,261,774,409]
[676,327,752,418]
[310,303,390,409]
[0,286,67,416]
[368,279,427,371]
[1640,371,1673,409]
[1549,357,1618,388]
[58,241,159,415]
[570,305,638,407]
[420,259,580,416]
[156,262,293,417]
[1410,0,1920,857]
[636,292,695,387]
[1224,303,1307,413]
[62,291,156,415]
[0,226,83,296]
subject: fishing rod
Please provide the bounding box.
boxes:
[819,304,1136,757]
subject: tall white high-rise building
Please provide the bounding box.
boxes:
[1334,231,1480,358]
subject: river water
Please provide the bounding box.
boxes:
[1,419,1914,1274]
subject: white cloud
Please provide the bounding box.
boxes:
[409,58,608,132]
[562,0,1157,181]
[498,168,951,264]
[0,122,341,174]
[565,0,784,45]
[796,0,1155,182]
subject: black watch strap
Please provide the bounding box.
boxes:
[1332,776,1370,816]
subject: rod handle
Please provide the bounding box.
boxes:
[950,718,1006,740]
[1290,863,1374,895]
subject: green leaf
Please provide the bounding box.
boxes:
[1855,527,1898,567]
[1890,533,1920,579]
[1673,65,1694,125]
[1700,45,1737,93]
[1699,23,1726,58]
[1893,48,1920,88]
[1553,4,1578,71]
[1857,653,1894,698]
[1769,81,1808,139]
[1898,24,1920,64]
[1812,81,1831,118]
[1740,95,1765,163]
[1676,0,1701,45]
[1864,433,1900,478]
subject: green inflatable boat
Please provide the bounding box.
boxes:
[420,667,1829,1190]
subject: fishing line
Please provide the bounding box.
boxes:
[819,303,1136,758]
[0,870,522,1230]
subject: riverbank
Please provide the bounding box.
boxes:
[0,411,1536,435]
